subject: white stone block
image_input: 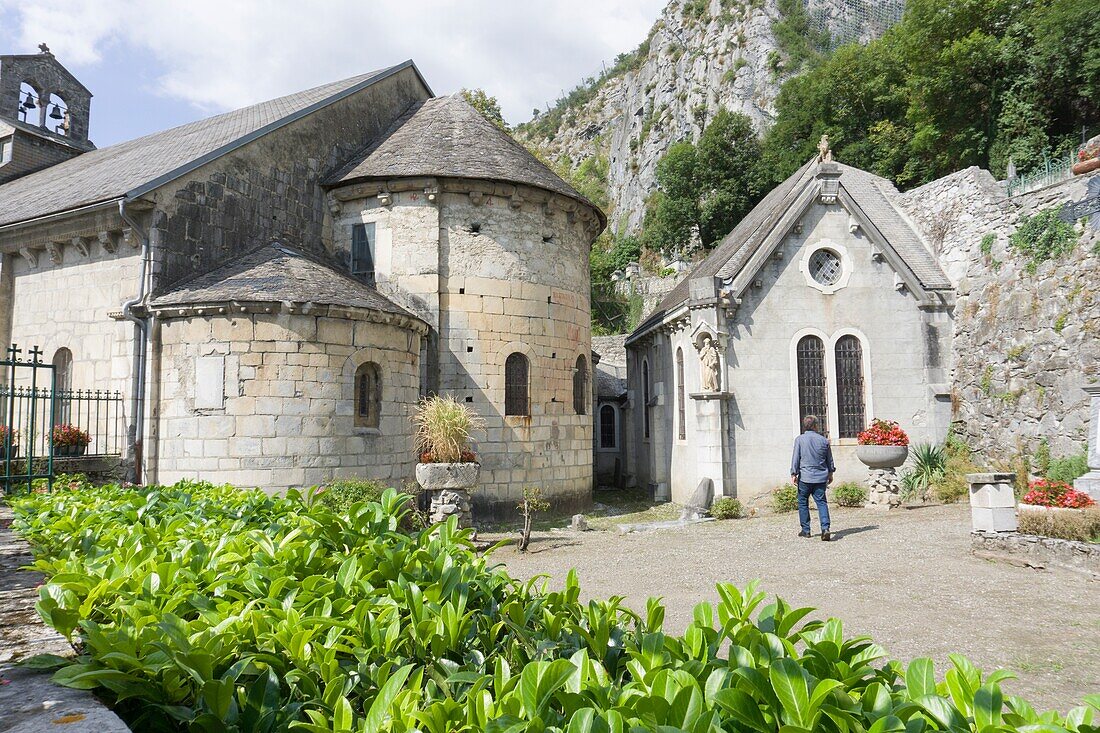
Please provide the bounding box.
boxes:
[194,355,225,409]
[971,506,1017,533]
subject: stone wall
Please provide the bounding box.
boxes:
[972,531,1100,578]
[897,170,1100,463]
[154,309,422,491]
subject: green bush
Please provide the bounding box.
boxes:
[10,482,1098,732]
[312,477,389,514]
[710,496,744,519]
[1048,451,1089,484]
[833,482,868,507]
[901,443,948,502]
[772,483,798,513]
[1010,206,1078,273]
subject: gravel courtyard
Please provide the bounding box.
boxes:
[496,503,1098,712]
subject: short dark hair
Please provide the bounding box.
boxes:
[802,415,819,431]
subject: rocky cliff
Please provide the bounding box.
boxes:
[517,0,902,232]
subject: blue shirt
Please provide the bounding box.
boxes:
[791,430,835,484]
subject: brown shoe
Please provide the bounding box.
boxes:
[821,532,831,542]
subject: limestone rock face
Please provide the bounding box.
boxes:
[517,0,899,232]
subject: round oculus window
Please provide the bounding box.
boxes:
[808,248,843,286]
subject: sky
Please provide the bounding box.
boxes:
[0,0,665,147]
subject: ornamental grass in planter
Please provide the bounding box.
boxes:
[411,395,484,526]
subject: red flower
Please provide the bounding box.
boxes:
[1023,479,1095,508]
[857,419,909,446]
[51,423,91,448]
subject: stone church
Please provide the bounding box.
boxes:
[615,156,956,503]
[0,49,603,517]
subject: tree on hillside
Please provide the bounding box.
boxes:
[643,110,768,254]
[461,88,508,130]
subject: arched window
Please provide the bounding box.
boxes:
[599,404,617,449]
[18,82,40,126]
[796,335,828,435]
[354,362,381,428]
[642,359,651,439]
[573,355,588,415]
[505,352,529,416]
[676,348,686,440]
[835,335,866,439]
[52,348,72,425]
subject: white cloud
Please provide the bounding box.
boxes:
[0,0,664,123]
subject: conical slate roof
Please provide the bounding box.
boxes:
[330,95,605,225]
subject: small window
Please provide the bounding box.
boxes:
[0,138,12,165]
[351,223,375,281]
[573,355,588,415]
[354,361,381,428]
[52,347,73,424]
[835,335,866,439]
[599,404,617,449]
[796,335,828,436]
[676,348,686,440]
[505,352,529,416]
[809,249,842,286]
[642,359,651,440]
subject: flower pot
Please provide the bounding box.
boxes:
[856,444,909,469]
[415,461,480,491]
[1072,158,1100,175]
[53,444,87,457]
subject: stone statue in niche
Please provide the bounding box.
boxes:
[817,134,832,163]
[699,335,721,392]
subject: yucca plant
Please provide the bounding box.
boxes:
[901,442,947,501]
[411,394,484,463]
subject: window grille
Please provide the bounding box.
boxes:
[809,249,842,285]
[354,362,381,428]
[599,405,617,449]
[351,223,375,281]
[573,355,588,415]
[835,335,866,439]
[796,336,828,435]
[505,353,529,416]
[676,348,686,440]
[642,360,651,439]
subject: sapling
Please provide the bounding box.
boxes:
[517,486,550,552]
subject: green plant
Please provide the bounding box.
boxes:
[833,482,867,507]
[312,477,389,514]
[980,233,995,256]
[710,496,744,519]
[517,486,551,552]
[1032,439,1052,477]
[411,394,484,463]
[772,483,798,513]
[1010,206,1078,272]
[901,443,948,501]
[1048,450,1089,484]
[10,482,1100,731]
[1018,507,1100,543]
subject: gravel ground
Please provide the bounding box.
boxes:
[493,503,1099,713]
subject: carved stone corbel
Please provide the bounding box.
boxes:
[45,241,63,265]
[71,236,91,258]
[98,231,120,254]
[468,190,484,206]
[18,247,39,268]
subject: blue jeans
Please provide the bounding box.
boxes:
[797,480,831,534]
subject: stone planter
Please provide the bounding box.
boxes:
[857,445,908,509]
[415,462,480,529]
[1072,158,1100,175]
[1018,503,1090,515]
[856,444,908,469]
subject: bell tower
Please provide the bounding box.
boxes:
[0,44,94,184]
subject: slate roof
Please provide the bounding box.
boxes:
[0,62,417,228]
[630,160,950,339]
[150,242,419,321]
[330,95,605,226]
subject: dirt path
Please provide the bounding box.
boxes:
[494,504,1099,713]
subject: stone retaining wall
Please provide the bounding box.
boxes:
[971,531,1100,577]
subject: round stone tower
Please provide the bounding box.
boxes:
[327,94,605,517]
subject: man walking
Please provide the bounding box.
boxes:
[790,415,834,541]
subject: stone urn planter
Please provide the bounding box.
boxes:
[415,461,480,529]
[856,444,908,469]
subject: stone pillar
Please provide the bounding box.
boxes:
[866,469,902,508]
[968,473,1017,533]
[1074,386,1100,501]
[428,488,473,527]
[690,391,734,497]
[415,462,479,529]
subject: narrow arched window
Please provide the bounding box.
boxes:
[796,336,828,435]
[599,404,617,449]
[573,355,588,415]
[46,93,68,136]
[52,347,72,425]
[354,361,381,428]
[18,82,40,126]
[505,352,529,416]
[642,359,651,439]
[676,348,686,440]
[835,335,866,439]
